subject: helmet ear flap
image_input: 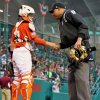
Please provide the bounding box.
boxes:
[19,8,27,17]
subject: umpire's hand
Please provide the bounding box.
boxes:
[53,44,60,51]
[74,37,82,49]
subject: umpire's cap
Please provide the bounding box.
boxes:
[49,2,66,13]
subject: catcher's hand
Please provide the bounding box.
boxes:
[53,44,60,51]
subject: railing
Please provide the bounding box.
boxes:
[91,76,100,100]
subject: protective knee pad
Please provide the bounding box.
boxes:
[12,84,20,100]
[21,73,34,87]
[21,83,32,100]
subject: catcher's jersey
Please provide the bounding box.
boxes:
[11,21,46,48]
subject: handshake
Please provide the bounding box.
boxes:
[46,41,60,50]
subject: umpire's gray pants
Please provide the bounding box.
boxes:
[68,62,91,100]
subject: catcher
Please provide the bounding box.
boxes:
[10,5,56,100]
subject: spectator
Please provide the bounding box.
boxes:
[0,70,12,100]
[52,77,60,93]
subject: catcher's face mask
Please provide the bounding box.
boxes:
[68,46,88,63]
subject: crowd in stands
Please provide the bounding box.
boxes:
[0,35,100,93]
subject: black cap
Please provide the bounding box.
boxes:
[49,2,66,13]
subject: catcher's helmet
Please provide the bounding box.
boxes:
[19,5,35,22]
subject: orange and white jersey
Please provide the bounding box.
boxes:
[11,21,46,49]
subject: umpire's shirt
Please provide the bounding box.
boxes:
[59,10,90,49]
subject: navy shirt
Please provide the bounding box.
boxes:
[59,9,90,49]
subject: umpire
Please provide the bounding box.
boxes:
[49,2,91,100]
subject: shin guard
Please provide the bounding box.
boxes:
[21,83,32,100]
[12,84,20,100]
[21,73,33,100]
